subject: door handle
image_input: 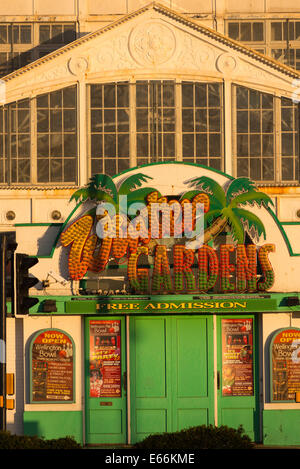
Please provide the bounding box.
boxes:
[217,371,220,390]
[123,371,127,392]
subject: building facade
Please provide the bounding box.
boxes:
[0,1,300,446]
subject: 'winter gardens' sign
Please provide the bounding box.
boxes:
[60,169,276,295]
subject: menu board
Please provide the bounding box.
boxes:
[221,318,254,396]
[31,330,74,402]
[89,320,121,398]
[271,328,300,401]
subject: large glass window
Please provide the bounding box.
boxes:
[88,81,224,176]
[0,22,76,77]
[182,82,223,170]
[0,98,30,184]
[234,85,299,184]
[37,86,77,183]
[136,80,176,166]
[89,82,130,175]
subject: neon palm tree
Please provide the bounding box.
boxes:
[186,176,274,244]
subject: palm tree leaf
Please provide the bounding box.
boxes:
[187,176,226,209]
[126,187,162,215]
[229,190,273,209]
[224,207,245,244]
[69,188,91,203]
[118,173,153,195]
[226,178,257,204]
[180,190,202,201]
[233,207,266,240]
[89,174,118,203]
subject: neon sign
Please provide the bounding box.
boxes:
[60,173,275,294]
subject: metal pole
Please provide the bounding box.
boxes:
[0,234,7,431]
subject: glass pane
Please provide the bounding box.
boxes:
[262,110,273,133]
[163,133,175,157]
[50,109,62,132]
[162,82,174,107]
[136,83,148,107]
[237,110,248,133]
[136,109,149,132]
[237,158,249,177]
[137,134,148,157]
[64,158,76,182]
[208,84,220,107]
[249,90,260,109]
[104,134,116,157]
[20,25,31,44]
[282,133,293,156]
[50,133,63,157]
[195,84,207,107]
[182,109,194,132]
[37,134,49,157]
[37,109,49,133]
[37,159,49,182]
[183,134,194,157]
[91,109,102,132]
[90,85,102,108]
[63,109,76,132]
[50,158,62,181]
[271,22,282,41]
[91,158,103,175]
[240,23,251,41]
[228,23,239,40]
[262,158,274,180]
[50,90,62,109]
[163,108,175,132]
[117,134,129,158]
[195,109,207,132]
[209,134,221,157]
[103,84,115,108]
[250,158,261,180]
[282,158,294,180]
[63,87,76,108]
[103,109,116,132]
[91,134,102,157]
[118,158,129,173]
[250,135,261,156]
[281,108,294,131]
[105,158,116,175]
[209,109,220,132]
[117,84,129,108]
[117,109,129,132]
[39,25,50,43]
[237,134,248,157]
[182,83,194,108]
[262,134,273,156]
[236,87,248,109]
[64,134,77,157]
[196,134,207,157]
[253,22,264,41]
[250,110,260,133]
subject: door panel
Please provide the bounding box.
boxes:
[172,317,214,431]
[85,317,127,445]
[130,315,214,443]
[217,315,259,442]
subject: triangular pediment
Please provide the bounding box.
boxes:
[3,2,300,102]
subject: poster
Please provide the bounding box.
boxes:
[271,328,300,401]
[31,329,74,402]
[89,320,121,398]
[221,318,254,396]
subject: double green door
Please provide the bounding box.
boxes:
[130,315,214,443]
[85,314,259,445]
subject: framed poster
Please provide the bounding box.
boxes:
[271,328,300,401]
[89,320,121,398]
[30,329,75,403]
[221,318,254,396]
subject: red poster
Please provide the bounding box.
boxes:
[221,318,254,396]
[89,320,121,398]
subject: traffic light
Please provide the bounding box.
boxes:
[15,254,39,315]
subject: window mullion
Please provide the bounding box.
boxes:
[274,95,281,183]
[129,79,136,169]
[175,80,182,162]
[31,97,37,184]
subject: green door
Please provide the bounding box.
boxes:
[130,315,214,443]
[217,315,260,442]
[85,317,127,445]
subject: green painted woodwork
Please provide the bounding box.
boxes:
[217,315,260,443]
[23,411,83,444]
[28,293,300,316]
[129,315,214,443]
[263,410,300,446]
[84,316,127,445]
